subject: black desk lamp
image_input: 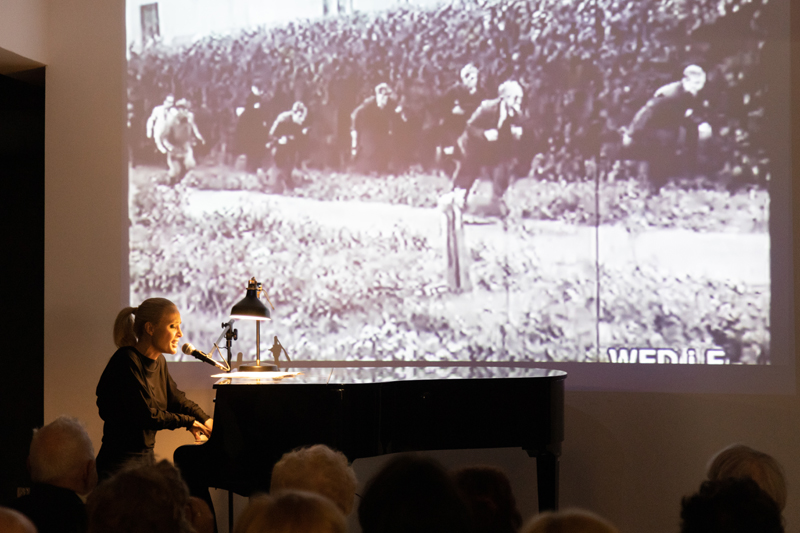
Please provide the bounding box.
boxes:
[230,277,277,372]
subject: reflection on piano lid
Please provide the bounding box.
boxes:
[174,366,566,512]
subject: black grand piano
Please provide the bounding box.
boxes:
[175,366,566,512]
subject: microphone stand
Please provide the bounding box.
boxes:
[210,320,238,373]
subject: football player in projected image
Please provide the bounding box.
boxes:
[350,83,406,175]
[434,63,486,177]
[161,98,205,185]
[145,94,174,164]
[267,101,309,193]
[448,80,525,219]
[622,64,713,194]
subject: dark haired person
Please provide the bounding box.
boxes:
[87,459,213,533]
[358,455,472,533]
[435,64,486,176]
[351,83,405,174]
[453,465,522,533]
[680,478,783,533]
[95,297,212,481]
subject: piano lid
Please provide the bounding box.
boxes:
[213,366,567,386]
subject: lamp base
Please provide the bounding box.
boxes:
[238,363,278,372]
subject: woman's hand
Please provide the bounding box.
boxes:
[190,420,212,442]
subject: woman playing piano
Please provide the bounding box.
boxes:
[95,297,213,480]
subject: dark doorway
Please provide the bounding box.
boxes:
[0,67,45,505]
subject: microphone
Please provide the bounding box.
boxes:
[182,343,226,370]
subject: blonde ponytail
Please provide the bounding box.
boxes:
[113,306,138,348]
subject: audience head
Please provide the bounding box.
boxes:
[113,297,176,348]
[270,444,357,515]
[29,415,97,495]
[453,465,522,533]
[680,478,783,533]
[706,443,786,510]
[0,507,37,533]
[358,454,472,533]
[234,490,346,533]
[521,508,619,533]
[86,458,194,533]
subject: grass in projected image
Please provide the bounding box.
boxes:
[127,0,778,365]
[129,165,768,364]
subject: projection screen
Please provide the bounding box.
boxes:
[124,0,793,392]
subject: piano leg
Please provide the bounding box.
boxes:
[174,445,219,532]
[534,452,560,512]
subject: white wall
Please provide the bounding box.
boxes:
[25,0,800,532]
[0,0,48,66]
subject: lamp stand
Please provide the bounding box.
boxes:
[239,320,278,372]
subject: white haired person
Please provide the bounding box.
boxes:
[11,416,97,533]
[95,298,212,482]
[448,80,525,218]
[622,64,712,193]
[270,444,358,515]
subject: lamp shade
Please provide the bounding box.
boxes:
[230,279,271,321]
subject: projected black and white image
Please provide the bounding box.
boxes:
[126,0,784,365]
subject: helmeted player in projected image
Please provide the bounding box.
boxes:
[446,79,525,219]
[161,98,206,185]
[267,101,309,192]
[622,64,713,194]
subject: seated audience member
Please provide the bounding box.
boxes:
[270,444,358,516]
[453,465,522,533]
[706,443,786,510]
[86,458,213,533]
[680,478,783,533]
[0,507,37,533]
[233,490,346,533]
[521,508,619,533]
[358,454,472,533]
[11,416,97,533]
